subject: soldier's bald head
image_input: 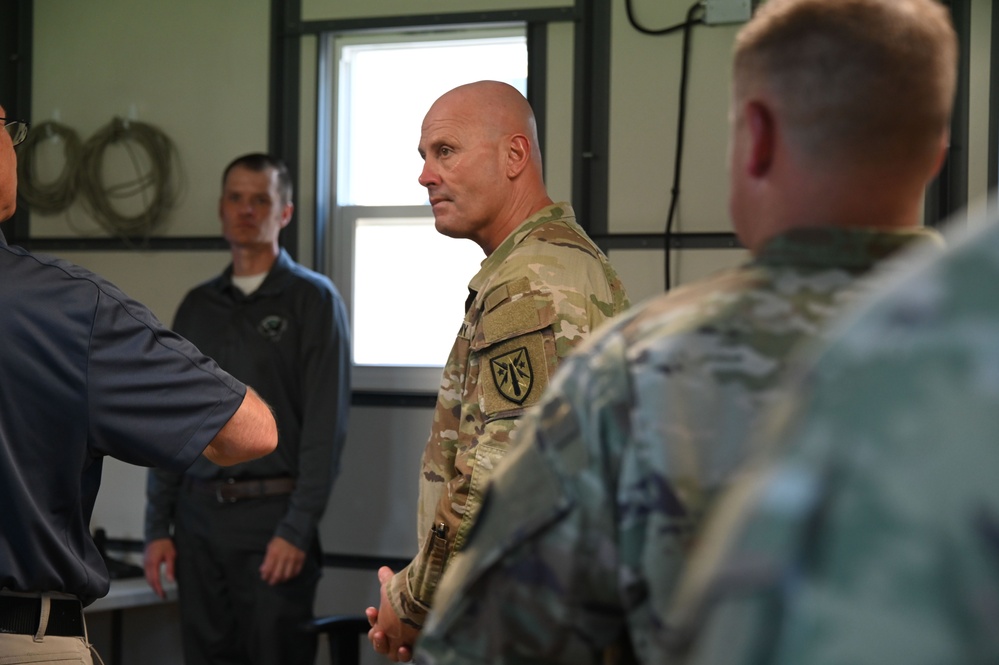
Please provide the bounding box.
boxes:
[426,81,543,165]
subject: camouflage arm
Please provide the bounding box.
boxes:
[417,389,620,665]
[388,416,519,628]
[419,298,763,664]
[674,242,999,664]
[417,329,651,663]
[678,412,999,665]
[393,284,627,627]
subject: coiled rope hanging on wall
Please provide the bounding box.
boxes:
[16,121,83,215]
[77,117,177,239]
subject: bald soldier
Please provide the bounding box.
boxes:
[414,1,956,663]
[365,80,630,661]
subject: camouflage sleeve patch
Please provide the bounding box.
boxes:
[480,330,550,417]
[481,289,551,344]
[475,291,557,419]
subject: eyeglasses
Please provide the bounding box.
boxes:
[0,118,29,146]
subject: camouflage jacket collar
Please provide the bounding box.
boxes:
[756,226,944,271]
[469,202,574,294]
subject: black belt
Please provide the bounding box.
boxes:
[0,596,85,637]
[188,477,296,503]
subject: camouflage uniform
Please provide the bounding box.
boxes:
[415,226,941,665]
[668,218,999,665]
[388,202,630,628]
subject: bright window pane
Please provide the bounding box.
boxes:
[353,216,484,366]
[332,27,529,385]
[337,33,527,206]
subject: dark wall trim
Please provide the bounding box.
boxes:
[990,0,999,198]
[351,391,437,409]
[925,0,971,226]
[572,0,611,237]
[592,231,742,250]
[20,236,230,252]
[271,0,302,260]
[296,8,574,34]
[947,0,971,215]
[526,20,548,174]
[313,35,334,271]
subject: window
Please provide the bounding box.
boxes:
[320,27,529,392]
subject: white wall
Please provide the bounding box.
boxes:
[31,0,270,239]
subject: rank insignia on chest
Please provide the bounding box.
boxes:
[490,346,534,405]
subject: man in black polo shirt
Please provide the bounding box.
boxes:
[0,112,278,664]
[143,153,351,665]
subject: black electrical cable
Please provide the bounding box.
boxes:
[626,0,705,290]
[16,121,83,215]
[77,117,177,240]
[625,0,700,35]
[663,2,704,291]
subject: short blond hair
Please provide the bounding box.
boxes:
[734,0,957,167]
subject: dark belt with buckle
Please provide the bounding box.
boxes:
[0,596,85,637]
[188,477,296,503]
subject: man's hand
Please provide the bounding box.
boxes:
[366,566,419,662]
[143,538,177,599]
[259,536,306,585]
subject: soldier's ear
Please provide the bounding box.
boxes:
[746,101,775,178]
[506,134,531,179]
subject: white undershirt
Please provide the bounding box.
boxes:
[231,272,267,295]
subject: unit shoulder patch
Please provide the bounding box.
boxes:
[480,331,549,416]
[490,346,534,405]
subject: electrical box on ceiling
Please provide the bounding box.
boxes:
[704,0,753,25]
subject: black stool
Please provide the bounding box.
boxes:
[304,614,371,665]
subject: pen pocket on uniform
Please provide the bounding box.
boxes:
[411,521,449,606]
